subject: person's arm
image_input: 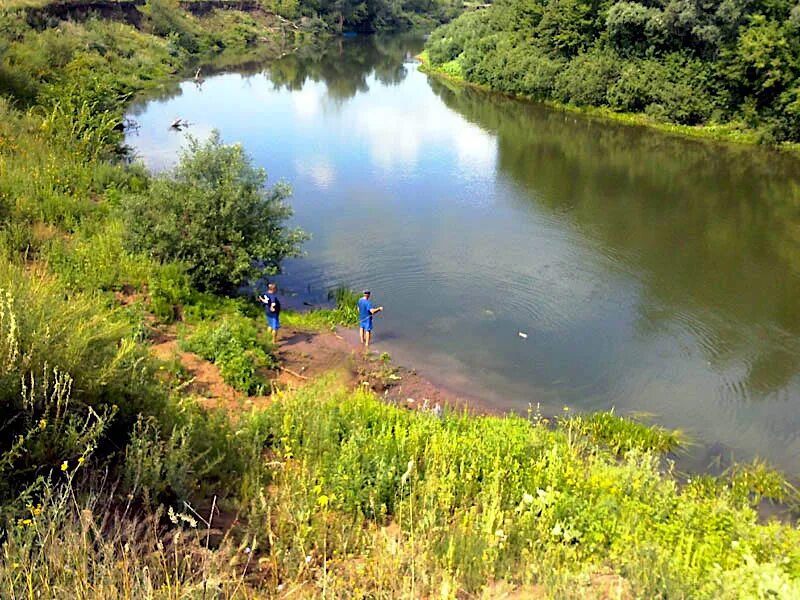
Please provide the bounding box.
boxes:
[370,306,383,314]
[258,295,267,304]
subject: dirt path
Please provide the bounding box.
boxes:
[147,323,475,415]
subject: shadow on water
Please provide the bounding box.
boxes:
[428,77,800,401]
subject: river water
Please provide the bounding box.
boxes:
[126,36,800,475]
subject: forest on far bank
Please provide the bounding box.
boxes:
[3,0,464,34]
[425,0,800,143]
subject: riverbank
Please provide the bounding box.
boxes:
[417,52,800,154]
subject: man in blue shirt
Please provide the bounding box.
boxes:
[357,289,383,349]
[259,282,281,345]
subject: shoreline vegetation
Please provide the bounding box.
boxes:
[1,1,800,598]
[417,51,800,153]
[422,0,800,152]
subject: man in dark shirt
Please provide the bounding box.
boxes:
[357,289,383,349]
[259,282,281,345]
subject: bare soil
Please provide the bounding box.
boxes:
[147,322,475,416]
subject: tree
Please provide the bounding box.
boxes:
[124,132,307,293]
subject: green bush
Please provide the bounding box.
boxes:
[123,413,226,506]
[148,261,193,322]
[554,49,620,106]
[0,261,165,504]
[282,286,362,329]
[425,0,800,141]
[123,132,307,294]
[180,314,276,394]
[0,367,112,508]
[563,410,683,455]
[43,220,153,292]
[140,0,203,54]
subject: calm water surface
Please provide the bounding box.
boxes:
[127,36,800,475]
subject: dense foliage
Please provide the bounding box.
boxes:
[425,0,800,142]
[0,3,289,512]
[124,133,306,293]
[262,0,463,32]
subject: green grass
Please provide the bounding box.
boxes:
[235,379,800,597]
[282,286,361,330]
[3,378,799,598]
[563,410,685,455]
[179,312,277,394]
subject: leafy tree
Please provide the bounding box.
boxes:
[124,132,307,294]
[425,0,800,142]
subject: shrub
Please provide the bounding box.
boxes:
[140,0,203,54]
[554,49,621,106]
[0,367,111,508]
[180,314,276,394]
[282,286,361,329]
[123,413,229,506]
[123,132,307,294]
[148,261,193,322]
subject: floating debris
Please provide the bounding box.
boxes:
[518,332,528,339]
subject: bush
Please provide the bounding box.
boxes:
[282,286,362,330]
[148,261,193,322]
[424,0,800,141]
[43,220,153,292]
[180,314,276,394]
[123,412,231,506]
[140,0,203,54]
[123,132,307,294]
[554,49,621,106]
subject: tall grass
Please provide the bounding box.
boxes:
[283,286,361,330]
[234,379,800,598]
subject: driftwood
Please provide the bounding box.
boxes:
[279,366,309,380]
[275,14,301,31]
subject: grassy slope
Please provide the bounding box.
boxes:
[1,5,800,599]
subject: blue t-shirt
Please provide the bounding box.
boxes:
[358,297,372,326]
[264,292,280,316]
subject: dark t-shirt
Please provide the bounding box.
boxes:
[265,292,280,317]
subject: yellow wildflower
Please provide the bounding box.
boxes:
[60,461,68,472]
[38,419,47,430]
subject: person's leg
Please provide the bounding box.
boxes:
[364,330,372,348]
[359,327,366,345]
[268,316,279,345]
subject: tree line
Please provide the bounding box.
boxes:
[425,0,800,143]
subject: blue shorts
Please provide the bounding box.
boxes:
[360,317,373,332]
[267,315,280,330]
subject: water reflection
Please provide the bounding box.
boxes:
[267,36,417,97]
[429,79,800,401]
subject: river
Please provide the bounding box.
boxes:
[126,35,800,476]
